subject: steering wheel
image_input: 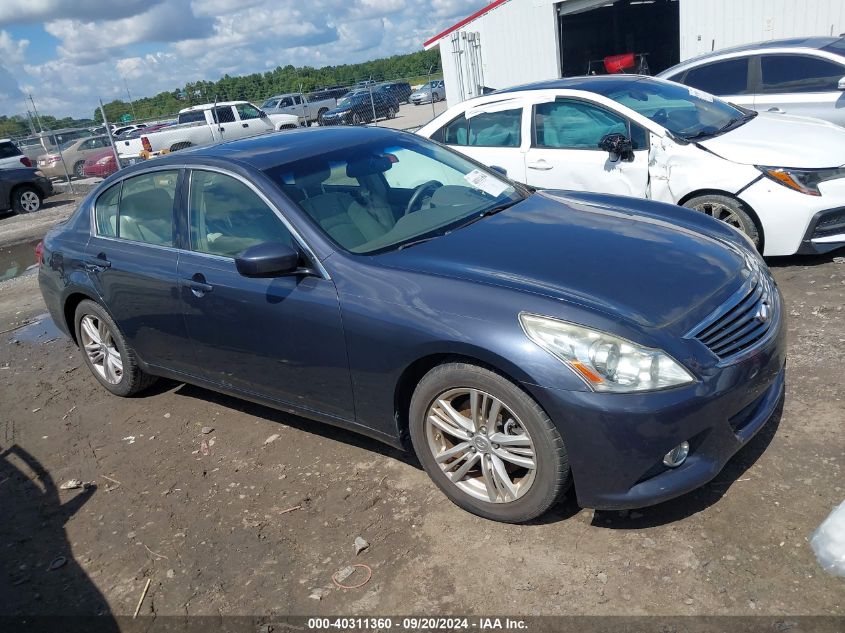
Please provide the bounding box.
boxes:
[652,108,668,125]
[404,180,443,216]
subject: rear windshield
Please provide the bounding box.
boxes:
[0,142,22,158]
[178,110,207,124]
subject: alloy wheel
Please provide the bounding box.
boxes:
[691,200,746,233]
[425,388,536,503]
[19,191,40,213]
[79,314,123,385]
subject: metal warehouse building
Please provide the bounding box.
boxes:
[424,0,845,105]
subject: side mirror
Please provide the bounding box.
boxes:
[598,133,635,162]
[235,242,304,278]
[838,76,845,91]
[489,165,508,178]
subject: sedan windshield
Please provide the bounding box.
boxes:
[264,135,523,254]
[593,77,753,141]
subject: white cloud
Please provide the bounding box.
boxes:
[45,0,214,64]
[0,0,161,26]
[6,0,487,119]
[0,29,29,66]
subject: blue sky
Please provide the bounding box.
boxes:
[0,0,486,120]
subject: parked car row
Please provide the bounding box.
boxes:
[114,101,299,163]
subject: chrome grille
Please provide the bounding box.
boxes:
[693,270,776,361]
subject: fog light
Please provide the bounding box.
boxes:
[663,441,689,468]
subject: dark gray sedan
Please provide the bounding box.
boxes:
[0,167,54,214]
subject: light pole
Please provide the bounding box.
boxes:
[124,77,138,121]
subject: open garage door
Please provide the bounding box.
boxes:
[558,0,680,77]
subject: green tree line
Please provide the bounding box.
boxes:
[95,48,441,123]
[0,114,95,139]
[1,48,440,138]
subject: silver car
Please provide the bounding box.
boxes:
[410,80,445,105]
[657,36,845,126]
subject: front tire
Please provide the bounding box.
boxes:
[73,160,85,179]
[74,300,157,397]
[12,186,41,214]
[409,362,570,523]
[682,194,761,251]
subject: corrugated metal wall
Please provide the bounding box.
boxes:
[439,0,560,105]
[679,0,845,60]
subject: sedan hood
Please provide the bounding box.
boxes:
[699,113,845,168]
[378,192,749,330]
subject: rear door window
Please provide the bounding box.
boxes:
[683,57,750,95]
[760,54,845,93]
[438,108,522,147]
[214,107,236,123]
[94,171,179,246]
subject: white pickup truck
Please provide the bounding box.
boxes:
[116,101,299,163]
[260,92,339,126]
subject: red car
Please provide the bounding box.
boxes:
[82,148,118,178]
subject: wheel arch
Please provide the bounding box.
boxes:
[677,188,765,251]
[393,350,541,448]
[62,290,100,345]
[10,183,41,203]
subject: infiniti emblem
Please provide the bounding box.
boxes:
[755,302,770,323]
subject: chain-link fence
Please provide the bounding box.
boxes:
[14,71,448,190]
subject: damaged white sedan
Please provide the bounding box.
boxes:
[416,76,845,256]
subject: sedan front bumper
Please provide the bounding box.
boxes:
[527,293,787,510]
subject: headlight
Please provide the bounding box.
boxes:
[519,313,695,393]
[757,166,845,196]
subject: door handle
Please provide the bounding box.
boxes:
[181,276,213,297]
[242,123,249,128]
[527,161,553,171]
[84,257,111,271]
[767,107,786,114]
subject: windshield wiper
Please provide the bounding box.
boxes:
[451,200,520,231]
[396,234,441,250]
[686,111,758,142]
[395,200,520,251]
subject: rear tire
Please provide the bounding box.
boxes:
[409,362,570,523]
[74,300,157,397]
[682,194,761,251]
[352,112,363,126]
[317,108,328,125]
[11,186,41,214]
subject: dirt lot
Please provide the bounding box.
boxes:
[0,196,842,621]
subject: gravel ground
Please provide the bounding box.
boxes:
[0,198,842,621]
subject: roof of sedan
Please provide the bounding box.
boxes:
[493,74,652,94]
[664,36,844,67]
[172,126,412,170]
